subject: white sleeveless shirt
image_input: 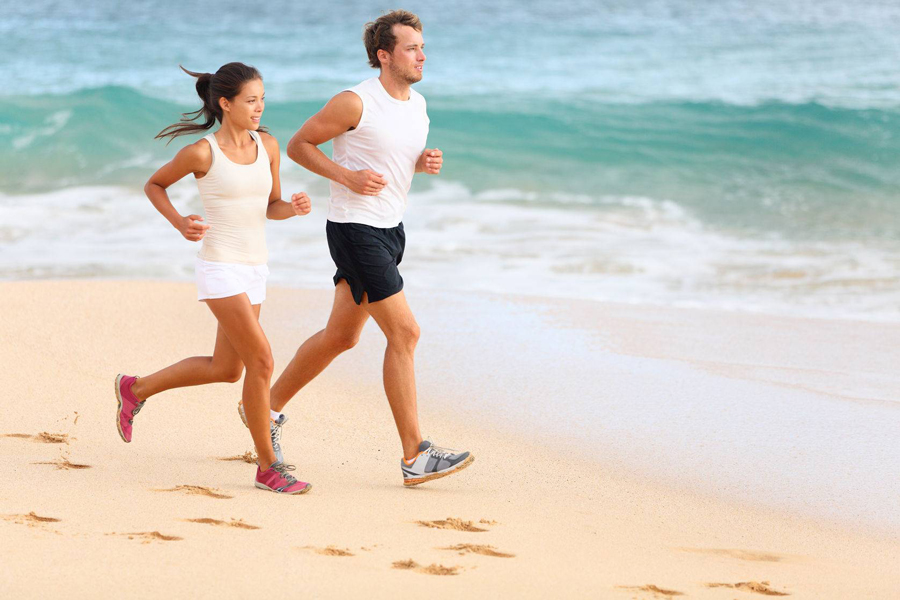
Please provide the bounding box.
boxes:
[196,130,272,265]
[328,77,430,228]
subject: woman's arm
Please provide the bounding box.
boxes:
[262,132,312,220]
[143,140,212,241]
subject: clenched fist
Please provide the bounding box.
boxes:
[343,169,388,196]
[291,192,311,216]
[417,148,442,175]
[177,214,210,242]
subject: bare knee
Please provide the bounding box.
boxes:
[206,358,243,383]
[387,321,420,352]
[219,365,244,383]
[324,328,361,354]
[246,351,274,379]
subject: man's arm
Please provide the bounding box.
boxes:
[287,92,387,196]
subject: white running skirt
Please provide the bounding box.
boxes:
[195,257,269,305]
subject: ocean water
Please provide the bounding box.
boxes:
[3,0,900,319]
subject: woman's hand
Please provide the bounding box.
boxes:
[291,192,312,216]
[177,214,210,241]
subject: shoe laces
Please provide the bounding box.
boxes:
[271,419,284,444]
[427,440,456,460]
[129,401,145,424]
[271,461,298,483]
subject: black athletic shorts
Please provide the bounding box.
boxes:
[325,220,405,305]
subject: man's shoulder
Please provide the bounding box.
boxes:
[346,77,378,94]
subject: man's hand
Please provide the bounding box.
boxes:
[417,148,442,175]
[291,192,312,216]
[343,169,388,196]
[177,214,210,242]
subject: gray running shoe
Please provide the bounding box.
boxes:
[401,439,474,486]
[237,400,288,464]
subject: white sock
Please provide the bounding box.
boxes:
[270,409,284,421]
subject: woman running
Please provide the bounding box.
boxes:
[114,62,312,495]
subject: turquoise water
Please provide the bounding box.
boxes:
[3,0,900,318]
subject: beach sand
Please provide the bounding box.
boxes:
[0,280,897,598]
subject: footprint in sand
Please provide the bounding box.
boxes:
[617,585,684,597]
[154,485,233,499]
[112,531,182,544]
[680,547,786,562]
[439,544,514,558]
[392,559,461,576]
[32,452,91,470]
[216,451,258,464]
[2,432,71,444]
[301,545,355,557]
[2,512,61,527]
[182,518,259,530]
[414,517,488,532]
[706,581,789,596]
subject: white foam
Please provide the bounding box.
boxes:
[2,181,900,322]
[12,110,71,150]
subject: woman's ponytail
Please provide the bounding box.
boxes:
[155,62,263,143]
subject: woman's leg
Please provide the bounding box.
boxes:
[130,319,247,401]
[204,294,278,469]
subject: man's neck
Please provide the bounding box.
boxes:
[378,72,411,101]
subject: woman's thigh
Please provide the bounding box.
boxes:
[205,295,270,367]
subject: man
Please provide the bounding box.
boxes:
[239,10,473,486]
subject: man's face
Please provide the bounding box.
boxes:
[383,24,425,84]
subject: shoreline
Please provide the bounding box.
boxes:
[4,178,900,325]
[1,280,897,597]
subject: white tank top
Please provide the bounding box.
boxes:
[196,130,271,265]
[328,77,430,228]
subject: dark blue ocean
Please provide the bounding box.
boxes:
[3,0,900,319]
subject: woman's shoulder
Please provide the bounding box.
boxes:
[171,137,213,172]
[257,130,279,156]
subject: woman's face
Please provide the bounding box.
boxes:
[220,78,264,130]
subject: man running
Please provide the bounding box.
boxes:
[239,10,473,486]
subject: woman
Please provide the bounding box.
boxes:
[114,62,312,495]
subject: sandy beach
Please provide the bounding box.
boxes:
[0,280,897,598]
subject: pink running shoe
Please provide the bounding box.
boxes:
[255,461,311,495]
[115,374,145,443]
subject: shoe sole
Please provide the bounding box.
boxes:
[254,481,312,495]
[114,374,129,443]
[237,400,248,428]
[403,454,475,487]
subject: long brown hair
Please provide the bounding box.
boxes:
[155,62,267,142]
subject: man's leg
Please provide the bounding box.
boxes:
[363,290,423,460]
[269,280,369,412]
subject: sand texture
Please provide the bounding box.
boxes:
[0,281,898,598]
